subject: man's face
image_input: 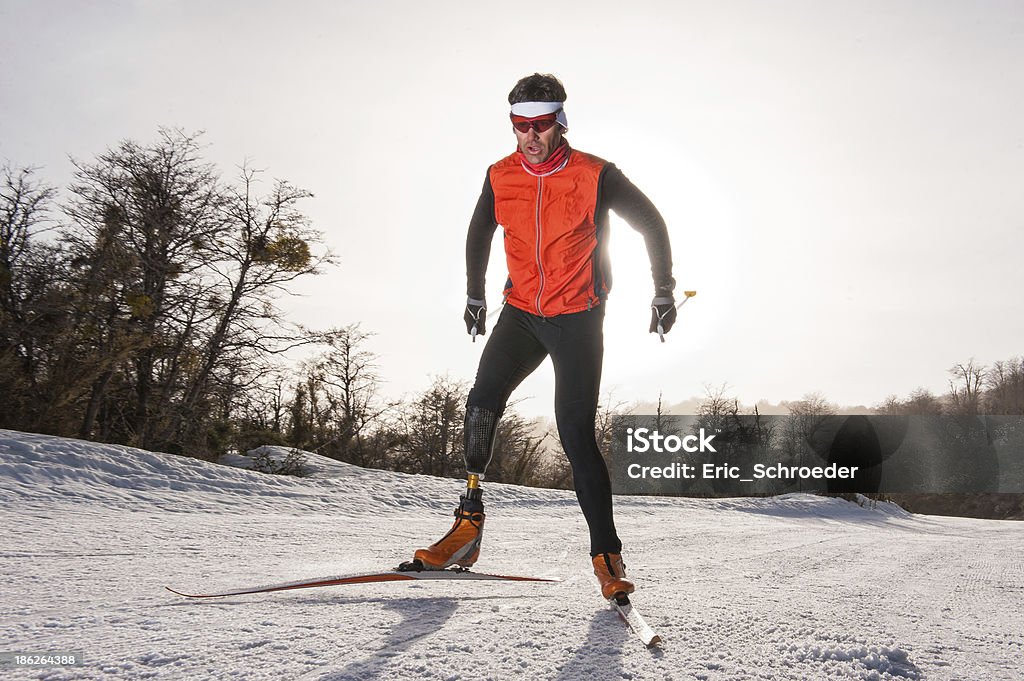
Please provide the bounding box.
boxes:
[514,121,564,165]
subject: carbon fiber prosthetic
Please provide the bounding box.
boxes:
[464,405,500,476]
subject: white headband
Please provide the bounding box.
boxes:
[511,101,568,131]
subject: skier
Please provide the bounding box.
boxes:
[409,73,677,600]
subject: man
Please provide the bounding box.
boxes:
[409,73,677,600]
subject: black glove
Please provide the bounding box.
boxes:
[464,298,486,341]
[650,296,677,340]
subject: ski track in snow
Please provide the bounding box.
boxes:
[1,429,1022,680]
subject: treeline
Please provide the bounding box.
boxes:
[676,359,1024,479]
[238,327,574,487]
[678,367,1024,519]
[876,358,1024,416]
[657,354,1024,449]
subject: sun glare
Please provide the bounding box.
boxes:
[600,153,740,404]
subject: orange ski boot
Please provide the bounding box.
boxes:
[412,495,485,570]
[593,552,636,600]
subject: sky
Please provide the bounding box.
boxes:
[2,0,1022,418]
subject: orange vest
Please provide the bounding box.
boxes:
[490,150,609,317]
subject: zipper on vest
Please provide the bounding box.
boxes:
[534,175,545,317]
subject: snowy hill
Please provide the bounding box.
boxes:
[1,429,1022,680]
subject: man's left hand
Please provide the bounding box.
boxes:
[650,296,677,337]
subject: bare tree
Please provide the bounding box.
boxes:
[874,388,945,416]
[653,391,668,432]
[986,357,1024,415]
[779,391,837,475]
[948,359,986,416]
[693,384,775,464]
[486,408,552,487]
[395,375,468,478]
[694,383,738,436]
[0,164,58,428]
[0,164,56,325]
[595,391,631,458]
[297,324,396,467]
[904,388,945,415]
[169,166,333,450]
[875,394,903,415]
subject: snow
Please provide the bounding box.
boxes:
[1,429,1022,680]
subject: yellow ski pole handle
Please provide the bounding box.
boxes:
[657,290,697,343]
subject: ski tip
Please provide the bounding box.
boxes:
[165,586,218,599]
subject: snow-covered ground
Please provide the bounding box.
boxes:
[1,429,1022,680]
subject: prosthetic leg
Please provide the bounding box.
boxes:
[405,406,498,570]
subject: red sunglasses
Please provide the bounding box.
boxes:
[510,113,560,133]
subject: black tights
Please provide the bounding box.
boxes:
[465,303,621,556]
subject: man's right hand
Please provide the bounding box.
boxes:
[464,298,487,341]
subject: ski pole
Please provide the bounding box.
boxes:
[471,311,500,342]
[656,290,696,343]
[468,303,487,343]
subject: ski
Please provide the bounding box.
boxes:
[610,594,661,647]
[166,566,559,599]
